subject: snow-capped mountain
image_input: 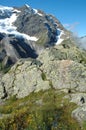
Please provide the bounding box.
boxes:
[0,4,68,67]
[0,5,38,41]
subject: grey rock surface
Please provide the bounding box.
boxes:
[72,105,86,123]
[0,47,86,99]
[0,59,50,98]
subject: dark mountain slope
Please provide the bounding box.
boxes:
[0,4,69,68]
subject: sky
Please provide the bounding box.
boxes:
[0,0,86,37]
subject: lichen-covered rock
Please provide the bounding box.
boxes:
[72,105,86,123]
[38,47,86,92]
[0,59,50,98]
[45,39,86,65]
[0,55,86,99]
[65,93,86,106]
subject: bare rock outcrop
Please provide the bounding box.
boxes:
[0,49,86,100]
[0,39,86,124]
[0,59,50,98]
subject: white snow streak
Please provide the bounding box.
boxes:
[55,29,64,45]
[43,15,64,45]
[25,4,43,16]
[37,12,43,16]
[25,4,30,8]
[10,31,38,41]
[0,13,17,34]
[33,9,38,14]
[33,9,43,16]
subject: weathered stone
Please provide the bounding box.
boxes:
[72,105,86,123]
[69,93,86,106]
[0,56,86,99]
[0,59,50,98]
[38,49,86,91]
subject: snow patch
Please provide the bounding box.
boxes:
[0,5,13,11]
[10,31,38,41]
[0,13,17,33]
[45,15,65,45]
[33,8,43,16]
[25,4,30,8]
[37,12,43,16]
[55,29,64,45]
[33,9,38,14]
[20,33,38,41]
[13,9,21,13]
[9,13,18,26]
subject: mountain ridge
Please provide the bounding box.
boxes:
[0,4,69,68]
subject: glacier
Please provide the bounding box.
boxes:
[0,5,38,41]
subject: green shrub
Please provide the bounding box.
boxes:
[0,89,81,130]
[41,72,47,81]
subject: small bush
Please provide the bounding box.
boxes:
[41,72,47,81]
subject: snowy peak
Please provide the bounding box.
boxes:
[0,5,38,41]
[22,4,43,16]
[25,4,37,14]
[0,4,67,43]
[0,4,68,42]
[0,4,69,67]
